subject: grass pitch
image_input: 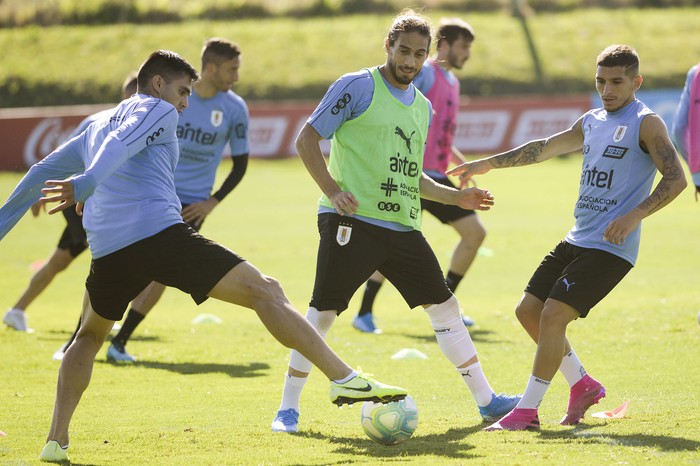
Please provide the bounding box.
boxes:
[0,157,699,465]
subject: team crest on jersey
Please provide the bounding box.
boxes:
[613,124,628,143]
[336,224,352,246]
[210,110,223,127]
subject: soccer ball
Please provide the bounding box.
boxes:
[360,395,418,446]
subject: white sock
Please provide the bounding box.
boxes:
[280,308,337,413]
[457,362,494,407]
[278,374,307,412]
[288,307,337,373]
[516,374,551,410]
[424,296,478,366]
[425,297,494,406]
[559,349,586,387]
[332,370,358,384]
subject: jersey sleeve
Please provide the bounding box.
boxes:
[228,96,250,157]
[0,135,86,240]
[72,101,179,202]
[671,66,695,160]
[308,70,374,139]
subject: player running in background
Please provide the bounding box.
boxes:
[2,73,137,334]
[671,61,700,197]
[271,9,519,435]
[448,44,686,431]
[352,17,485,334]
[0,49,408,463]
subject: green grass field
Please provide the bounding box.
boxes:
[1,157,699,465]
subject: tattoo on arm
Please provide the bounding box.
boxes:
[491,140,547,168]
[637,135,684,215]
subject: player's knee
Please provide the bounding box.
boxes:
[48,251,74,272]
[472,221,487,244]
[539,304,574,331]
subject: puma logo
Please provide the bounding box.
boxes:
[563,278,575,291]
[394,126,415,154]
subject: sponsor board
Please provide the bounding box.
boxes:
[0,91,679,171]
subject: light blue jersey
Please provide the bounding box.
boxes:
[565,99,656,265]
[0,94,183,259]
[68,107,116,140]
[175,89,250,204]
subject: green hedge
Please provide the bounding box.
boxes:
[1,7,698,107]
[2,0,700,27]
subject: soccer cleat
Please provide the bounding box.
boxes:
[352,313,381,334]
[271,408,299,433]
[52,344,68,361]
[3,308,34,333]
[39,440,69,463]
[483,408,540,431]
[461,314,475,327]
[560,374,606,425]
[330,372,407,406]
[106,343,136,363]
[479,392,522,422]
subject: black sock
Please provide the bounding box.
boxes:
[445,271,464,294]
[63,316,82,351]
[111,309,146,347]
[358,279,383,316]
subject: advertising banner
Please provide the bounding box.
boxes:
[0,91,678,171]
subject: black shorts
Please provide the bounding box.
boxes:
[420,175,475,224]
[58,208,88,257]
[85,223,244,321]
[310,213,452,313]
[525,240,633,318]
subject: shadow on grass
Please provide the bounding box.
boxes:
[539,425,700,452]
[96,360,270,378]
[399,328,497,344]
[294,424,485,462]
[44,330,163,344]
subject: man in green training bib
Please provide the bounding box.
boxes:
[271,9,521,434]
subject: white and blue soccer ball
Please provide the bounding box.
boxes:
[360,395,418,446]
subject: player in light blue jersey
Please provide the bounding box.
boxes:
[2,73,137,334]
[105,38,251,362]
[0,50,408,465]
[448,44,687,431]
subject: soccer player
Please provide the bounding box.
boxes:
[103,37,251,362]
[448,44,686,431]
[0,50,407,463]
[671,61,700,197]
[271,9,519,434]
[2,73,137,333]
[353,17,484,334]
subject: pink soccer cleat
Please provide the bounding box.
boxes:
[560,374,606,425]
[483,408,540,431]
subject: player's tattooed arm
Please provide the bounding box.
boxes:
[637,122,687,216]
[489,140,547,168]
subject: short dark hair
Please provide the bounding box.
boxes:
[121,71,138,99]
[202,37,242,68]
[137,50,199,90]
[436,18,475,49]
[596,44,639,77]
[386,8,432,51]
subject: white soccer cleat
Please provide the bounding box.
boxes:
[3,308,34,333]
